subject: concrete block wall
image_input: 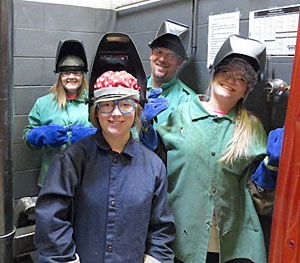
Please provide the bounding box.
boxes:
[13,0,116,198]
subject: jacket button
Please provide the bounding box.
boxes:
[211,152,216,156]
[113,158,117,163]
[111,201,116,207]
[212,187,216,194]
[107,246,112,252]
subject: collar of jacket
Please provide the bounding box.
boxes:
[67,90,88,103]
[147,75,178,91]
[93,130,135,159]
[189,95,237,124]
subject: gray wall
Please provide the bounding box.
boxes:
[13,0,298,198]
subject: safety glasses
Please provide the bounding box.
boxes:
[97,99,137,114]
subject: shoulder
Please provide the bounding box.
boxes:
[134,139,163,159]
[171,95,195,115]
[36,93,53,103]
[175,78,196,95]
[33,94,55,108]
[132,139,166,168]
[59,135,96,160]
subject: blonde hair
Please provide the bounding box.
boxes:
[49,74,88,109]
[218,101,262,165]
[89,103,142,133]
[206,80,262,166]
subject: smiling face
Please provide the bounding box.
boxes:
[211,67,248,106]
[150,47,183,86]
[61,71,83,96]
[97,101,135,142]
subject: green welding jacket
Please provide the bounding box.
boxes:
[157,95,268,263]
[147,76,196,129]
[23,92,92,186]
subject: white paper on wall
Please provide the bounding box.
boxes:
[207,11,240,68]
[249,5,299,56]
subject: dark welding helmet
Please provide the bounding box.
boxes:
[149,19,189,59]
[54,39,88,73]
[211,34,266,81]
[89,32,147,108]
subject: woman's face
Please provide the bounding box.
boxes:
[61,71,83,96]
[97,99,135,140]
[211,67,248,104]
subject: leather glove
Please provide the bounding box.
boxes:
[70,124,97,144]
[26,124,68,148]
[251,161,278,190]
[141,88,169,127]
[251,127,284,190]
[266,127,284,167]
[140,124,158,151]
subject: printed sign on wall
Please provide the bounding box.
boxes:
[249,5,299,56]
[207,11,240,68]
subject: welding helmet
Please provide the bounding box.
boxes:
[54,39,88,73]
[149,19,189,59]
[89,32,147,108]
[212,34,266,82]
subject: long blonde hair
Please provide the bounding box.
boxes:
[218,101,262,165]
[49,74,88,109]
[206,81,263,166]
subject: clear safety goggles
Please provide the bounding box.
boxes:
[97,99,137,114]
[152,47,180,62]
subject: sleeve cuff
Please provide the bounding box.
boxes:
[69,253,80,263]
[251,159,278,190]
[144,254,161,263]
[264,156,279,171]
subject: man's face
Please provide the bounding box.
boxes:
[150,47,183,84]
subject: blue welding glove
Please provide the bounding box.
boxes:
[70,125,97,144]
[26,124,68,148]
[251,127,284,190]
[266,127,284,167]
[141,88,169,127]
[140,124,158,151]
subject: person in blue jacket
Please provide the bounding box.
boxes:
[34,70,175,263]
[23,40,96,187]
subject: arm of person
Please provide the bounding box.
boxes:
[145,162,175,263]
[251,127,284,191]
[141,88,169,127]
[23,99,43,148]
[35,152,80,263]
[70,124,97,144]
[139,89,169,151]
[246,155,275,216]
[23,99,68,148]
